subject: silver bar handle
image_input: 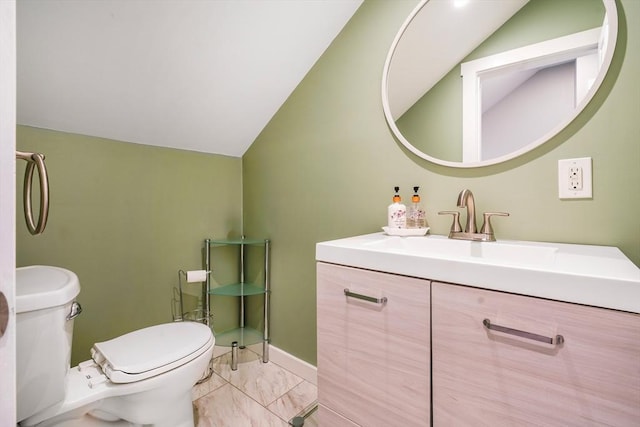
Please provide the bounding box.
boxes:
[67,301,82,321]
[16,151,50,235]
[344,288,387,305]
[438,210,462,233]
[480,212,510,235]
[483,318,564,345]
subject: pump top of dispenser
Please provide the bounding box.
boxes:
[412,186,421,203]
[393,186,401,202]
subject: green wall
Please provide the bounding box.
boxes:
[243,0,640,365]
[16,0,640,369]
[17,126,242,365]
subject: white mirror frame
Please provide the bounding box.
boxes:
[381,0,618,168]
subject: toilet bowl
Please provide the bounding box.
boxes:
[16,265,214,427]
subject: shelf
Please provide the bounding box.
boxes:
[214,326,265,348]
[210,282,266,296]
[208,237,267,246]
[203,235,270,366]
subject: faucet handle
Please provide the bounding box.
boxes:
[480,212,509,236]
[438,211,462,233]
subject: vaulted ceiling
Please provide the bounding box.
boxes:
[17,0,363,157]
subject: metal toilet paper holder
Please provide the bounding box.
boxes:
[173,269,211,324]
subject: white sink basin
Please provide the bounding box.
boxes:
[363,235,558,268]
[316,233,640,314]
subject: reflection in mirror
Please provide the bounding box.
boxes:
[461,25,605,162]
[382,0,617,168]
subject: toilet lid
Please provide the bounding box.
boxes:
[91,322,213,384]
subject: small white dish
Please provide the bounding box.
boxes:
[382,226,430,236]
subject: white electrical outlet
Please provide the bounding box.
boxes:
[568,166,583,190]
[558,157,592,199]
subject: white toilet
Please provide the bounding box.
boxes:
[16,265,215,427]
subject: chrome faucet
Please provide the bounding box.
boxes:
[457,188,477,234]
[439,189,509,242]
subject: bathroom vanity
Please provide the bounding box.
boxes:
[316,233,640,426]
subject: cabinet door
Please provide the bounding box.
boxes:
[317,263,430,426]
[432,282,640,426]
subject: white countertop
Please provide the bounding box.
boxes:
[316,233,640,314]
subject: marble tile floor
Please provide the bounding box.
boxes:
[192,348,318,426]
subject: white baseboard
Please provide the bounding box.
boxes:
[213,343,317,385]
[259,344,318,386]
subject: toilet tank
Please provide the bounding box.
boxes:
[16,265,81,422]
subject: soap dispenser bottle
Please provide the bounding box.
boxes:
[388,186,406,228]
[407,186,428,229]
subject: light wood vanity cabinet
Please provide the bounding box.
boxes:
[317,262,640,426]
[431,282,640,426]
[316,262,431,426]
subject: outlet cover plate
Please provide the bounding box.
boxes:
[558,157,592,199]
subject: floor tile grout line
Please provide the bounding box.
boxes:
[213,347,307,402]
[198,373,296,424]
[198,349,311,425]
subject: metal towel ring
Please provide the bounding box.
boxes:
[16,151,50,235]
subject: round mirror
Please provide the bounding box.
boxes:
[382,0,618,168]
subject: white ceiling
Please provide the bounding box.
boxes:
[17,0,363,157]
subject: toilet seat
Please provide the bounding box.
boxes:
[91,322,213,384]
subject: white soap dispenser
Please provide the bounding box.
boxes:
[407,186,428,229]
[388,186,406,228]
